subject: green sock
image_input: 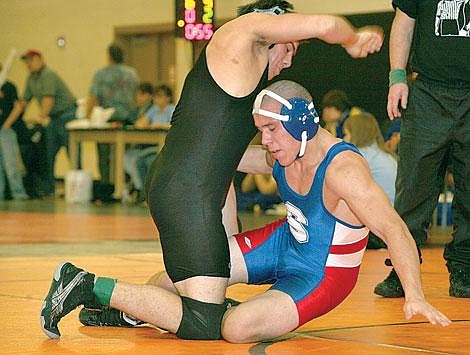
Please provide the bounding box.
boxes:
[93,277,116,306]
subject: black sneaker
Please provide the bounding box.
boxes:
[374,268,405,298]
[79,306,144,327]
[40,262,97,338]
[449,269,470,298]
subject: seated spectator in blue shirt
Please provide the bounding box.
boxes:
[143,84,175,128]
[126,82,154,124]
[124,84,174,203]
[321,89,362,139]
[343,113,397,249]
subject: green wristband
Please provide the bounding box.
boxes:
[389,69,407,87]
[93,277,116,305]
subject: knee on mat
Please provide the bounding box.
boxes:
[176,297,227,340]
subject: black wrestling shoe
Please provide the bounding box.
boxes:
[374,268,405,298]
[79,306,144,327]
[449,269,470,298]
[40,262,98,338]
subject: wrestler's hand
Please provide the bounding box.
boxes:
[387,83,408,120]
[343,26,384,58]
[403,298,451,327]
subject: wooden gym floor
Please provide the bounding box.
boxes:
[0,200,468,354]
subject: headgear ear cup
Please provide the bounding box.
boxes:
[280,98,320,157]
[252,89,320,158]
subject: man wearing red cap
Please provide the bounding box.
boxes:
[6,49,77,198]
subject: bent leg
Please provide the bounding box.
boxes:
[222,290,298,343]
[110,282,182,333]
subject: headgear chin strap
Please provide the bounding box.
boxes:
[253,89,320,158]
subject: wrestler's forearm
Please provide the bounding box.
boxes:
[385,224,425,301]
[85,95,97,118]
[243,13,358,47]
[40,96,54,118]
[390,8,415,70]
[238,145,272,174]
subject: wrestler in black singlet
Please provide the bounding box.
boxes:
[147,46,269,282]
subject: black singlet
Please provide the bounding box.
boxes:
[147,46,269,282]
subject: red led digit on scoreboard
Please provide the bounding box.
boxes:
[176,0,214,40]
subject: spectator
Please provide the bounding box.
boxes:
[0,64,28,200]
[124,84,174,203]
[5,50,77,198]
[321,89,362,138]
[126,82,154,124]
[86,44,139,184]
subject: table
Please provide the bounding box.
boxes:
[68,127,169,199]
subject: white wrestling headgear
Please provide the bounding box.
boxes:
[253,89,320,158]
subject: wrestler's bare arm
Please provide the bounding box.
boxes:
[238,145,272,175]
[229,13,383,56]
[325,152,450,326]
[206,13,383,96]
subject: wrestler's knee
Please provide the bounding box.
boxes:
[176,297,227,340]
[221,307,260,343]
[146,271,175,291]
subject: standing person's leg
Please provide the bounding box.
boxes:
[136,150,156,190]
[375,79,452,297]
[58,107,77,154]
[0,129,28,199]
[443,86,470,297]
[0,152,6,200]
[135,149,156,202]
[19,140,35,198]
[97,144,111,183]
[44,118,64,197]
[124,148,141,190]
[33,125,50,197]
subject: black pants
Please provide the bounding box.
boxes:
[394,77,470,271]
[43,107,76,195]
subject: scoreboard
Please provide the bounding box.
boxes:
[175,0,214,41]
